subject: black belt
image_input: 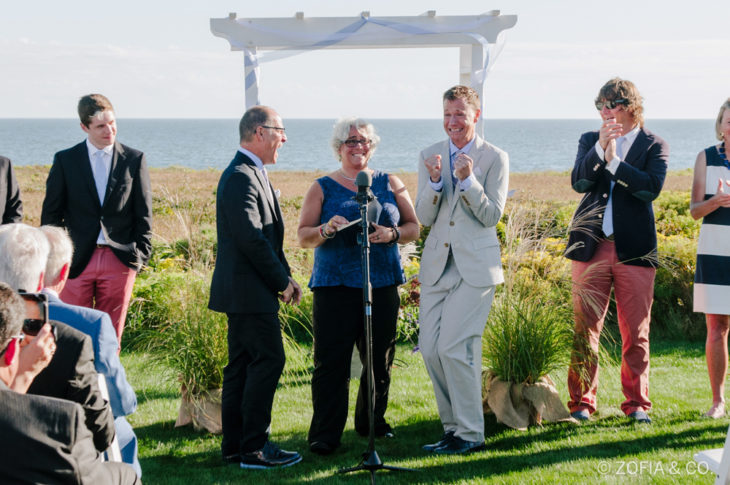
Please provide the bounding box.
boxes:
[601,232,615,241]
[95,244,109,248]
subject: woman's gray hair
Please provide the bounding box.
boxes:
[0,224,50,292]
[40,225,74,287]
[330,117,381,160]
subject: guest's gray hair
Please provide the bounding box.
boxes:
[330,117,381,160]
[0,224,50,292]
[0,282,24,350]
[40,226,74,287]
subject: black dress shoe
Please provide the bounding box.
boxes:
[222,453,240,465]
[422,431,455,452]
[309,441,336,456]
[240,441,302,469]
[433,436,486,455]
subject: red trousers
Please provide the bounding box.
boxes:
[568,240,655,416]
[61,246,137,349]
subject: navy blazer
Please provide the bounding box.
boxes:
[208,151,290,315]
[0,156,22,224]
[566,128,669,267]
[41,141,153,278]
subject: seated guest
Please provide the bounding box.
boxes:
[690,98,730,419]
[0,223,115,453]
[0,155,22,224]
[0,282,140,484]
[298,117,419,454]
[41,225,141,475]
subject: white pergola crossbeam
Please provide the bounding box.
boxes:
[210,11,518,133]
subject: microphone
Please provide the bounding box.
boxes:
[355,171,373,203]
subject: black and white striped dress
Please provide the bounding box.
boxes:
[694,145,730,315]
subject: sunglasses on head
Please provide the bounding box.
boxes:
[595,98,629,110]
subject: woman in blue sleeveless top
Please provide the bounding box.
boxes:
[690,98,730,419]
[298,117,419,454]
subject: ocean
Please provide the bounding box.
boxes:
[0,118,715,173]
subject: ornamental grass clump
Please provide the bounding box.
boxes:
[483,287,573,385]
[484,199,577,385]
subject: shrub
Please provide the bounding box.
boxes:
[134,271,227,394]
[483,283,574,385]
[652,234,704,339]
[484,199,576,384]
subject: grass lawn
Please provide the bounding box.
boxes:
[123,339,724,484]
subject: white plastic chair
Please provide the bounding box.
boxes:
[97,373,122,463]
[694,423,730,484]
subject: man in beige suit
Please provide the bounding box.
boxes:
[415,85,509,454]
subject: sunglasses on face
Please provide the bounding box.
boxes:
[595,98,629,110]
[343,138,371,148]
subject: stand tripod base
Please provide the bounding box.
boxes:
[338,450,417,484]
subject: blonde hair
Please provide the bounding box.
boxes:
[715,98,730,141]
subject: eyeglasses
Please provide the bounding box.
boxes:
[260,125,286,134]
[595,98,629,110]
[343,138,371,148]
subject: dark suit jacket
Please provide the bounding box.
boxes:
[208,151,290,315]
[566,128,669,267]
[46,292,137,417]
[41,141,153,278]
[27,321,115,453]
[0,382,138,485]
[0,155,23,224]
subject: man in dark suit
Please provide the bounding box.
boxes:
[0,223,115,453]
[0,155,23,224]
[41,94,153,346]
[41,225,141,477]
[209,105,302,470]
[0,282,139,485]
[565,78,669,424]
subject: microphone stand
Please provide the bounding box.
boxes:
[338,177,416,484]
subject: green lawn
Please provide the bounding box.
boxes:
[123,340,724,484]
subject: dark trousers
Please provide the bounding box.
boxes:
[308,285,399,446]
[221,312,285,455]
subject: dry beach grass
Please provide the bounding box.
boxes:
[14,165,693,246]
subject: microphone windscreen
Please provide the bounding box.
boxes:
[355,170,372,188]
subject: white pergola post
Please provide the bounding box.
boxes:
[211,11,517,135]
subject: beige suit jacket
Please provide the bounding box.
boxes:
[415,136,509,288]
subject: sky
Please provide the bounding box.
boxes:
[1,0,729,119]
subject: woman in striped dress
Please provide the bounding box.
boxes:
[691,98,730,419]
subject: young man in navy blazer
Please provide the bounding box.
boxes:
[565,78,669,424]
[41,94,153,348]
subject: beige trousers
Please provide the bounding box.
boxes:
[419,254,495,442]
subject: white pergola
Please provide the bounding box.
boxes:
[210,11,517,133]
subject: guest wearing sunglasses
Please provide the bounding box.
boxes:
[0,282,139,484]
[298,117,419,455]
[690,98,730,419]
[565,78,669,424]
